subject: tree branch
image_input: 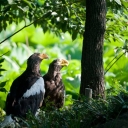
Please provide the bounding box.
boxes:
[0,14,45,44]
[105,55,118,72]
[0,21,34,44]
[104,51,126,75]
[0,51,9,57]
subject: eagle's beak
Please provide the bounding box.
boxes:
[39,53,49,59]
[58,59,69,66]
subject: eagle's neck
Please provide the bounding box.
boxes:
[26,63,41,76]
[47,69,58,79]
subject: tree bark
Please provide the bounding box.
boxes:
[80,0,106,98]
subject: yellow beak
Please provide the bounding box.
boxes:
[39,53,49,59]
[58,59,69,66]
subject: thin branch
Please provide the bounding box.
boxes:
[0,51,9,57]
[0,15,45,44]
[104,55,118,72]
[104,51,126,75]
[0,21,34,44]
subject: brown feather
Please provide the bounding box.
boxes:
[42,59,68,108]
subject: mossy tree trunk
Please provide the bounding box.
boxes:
[80,0,106,98]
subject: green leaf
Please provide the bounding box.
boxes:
[122,1,128,8]
[43,27,47,33]
[3,21,7,30]
[0,88,7,93]
[0,58,4,63]
[0,81,7,88]
[0,69,6,72]
[115,0,121,5]
[72,30,78,41]
[114,47,122,56]
[0,99,6,109]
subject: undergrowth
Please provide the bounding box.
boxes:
[20,92,128,128]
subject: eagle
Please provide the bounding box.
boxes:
[0,53,48,127]
[42,59,69,109]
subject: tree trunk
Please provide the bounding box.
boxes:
[80,0,106,98]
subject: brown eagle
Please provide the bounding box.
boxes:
[42,59,69,109]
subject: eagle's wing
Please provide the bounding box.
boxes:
[43,73,65,108]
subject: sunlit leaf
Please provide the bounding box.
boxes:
[115,0,121,5]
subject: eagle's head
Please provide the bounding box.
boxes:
[50,59,69,71]
[47,59,69,78]
[27,53,48,73]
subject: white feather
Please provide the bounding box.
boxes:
[23,77,45,98]
[0,115,14,128]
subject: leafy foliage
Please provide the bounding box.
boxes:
[17,92,128,128]
[104,5,128,94]
[0,0,85,40]
[0,107,5,122]
[0,56,8,109]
